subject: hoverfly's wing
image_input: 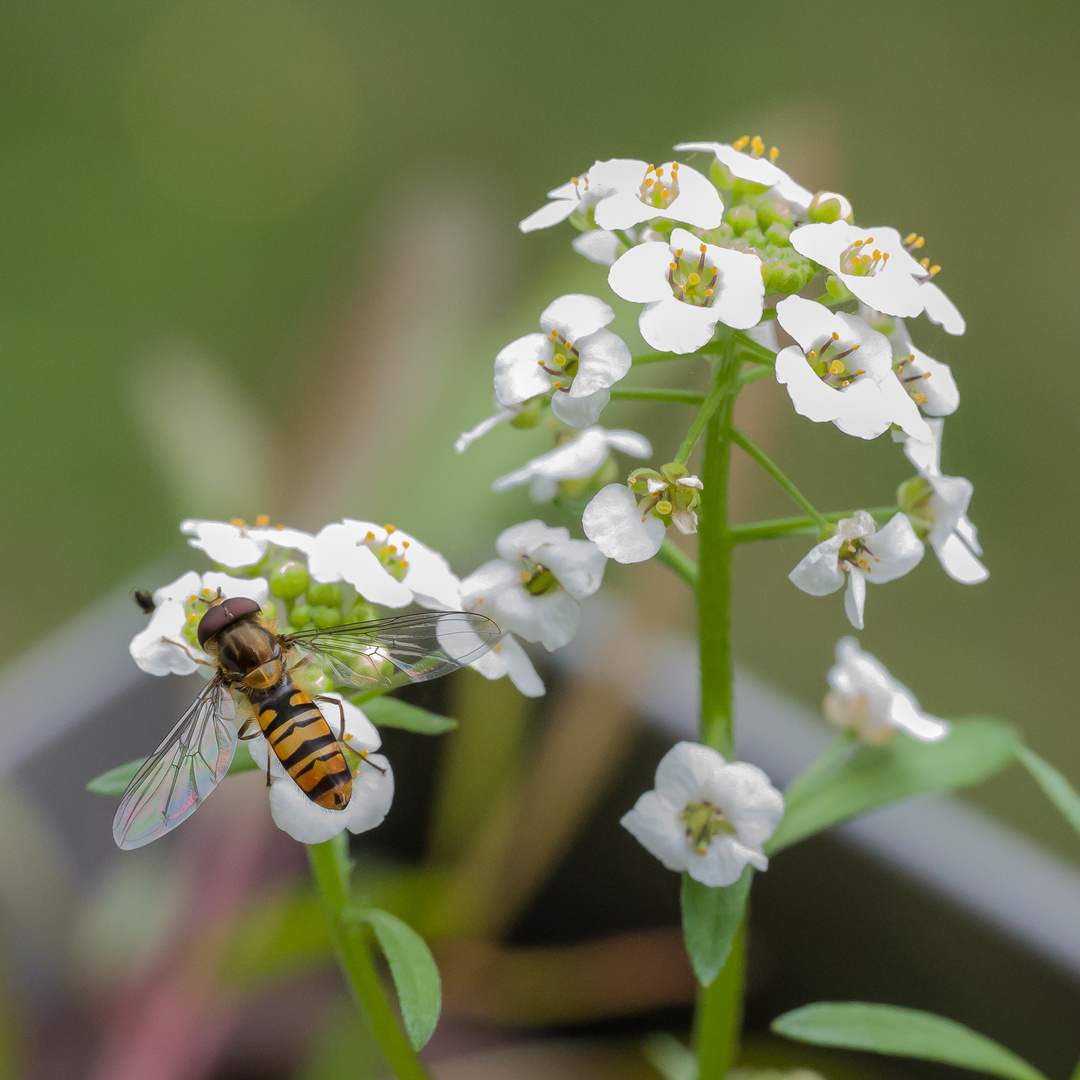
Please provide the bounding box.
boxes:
[112,679,237,850]
[283,611,500,693]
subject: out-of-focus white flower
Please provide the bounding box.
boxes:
[825,637,950,744]
[775,296,931,442]
[493,294,632,428]
[591,160,723,231]
[572,229,624,266]
[455,402,521,454]
[582,483,666,564]
[130,571,269,676]
[246,694,394,843]
[790,222,963,335]
[519,158,649,232]
[789,511,924,630]
[899,419,988,584]
[862,308,959,418]
[181,517,316,568]
[675,136,813,217]
[306,520,460,610]
[608,227,764,354]
[492,426,652,501]
[461,521,605,652]
[621,741,785,887]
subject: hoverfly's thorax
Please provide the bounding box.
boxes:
[244,657,285,691]
[215,619,281,681]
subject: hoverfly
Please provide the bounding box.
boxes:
[113,595,498,849]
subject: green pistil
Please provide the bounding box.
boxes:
[521,564,557,596]
[679,800,735,855]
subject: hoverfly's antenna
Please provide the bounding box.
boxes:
[194,587,225,607]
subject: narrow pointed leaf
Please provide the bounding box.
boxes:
[352,907,441,1050]
[1017,746,1080,837]
[358,695,458,735]
[767,718,1018,854]
[772,1002,1047,1080]
[680,866,753,986]
[87,746,258,795]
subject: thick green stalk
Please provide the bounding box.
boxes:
[729,506,899,545]
[308,837,432,1080]
[693,346,745,1076]
[609,387,706,405]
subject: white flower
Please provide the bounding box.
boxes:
[130,570,269,676]
[862,308,959,418]
[774,296,931,442]
[608,227,764,354]
[789,511,924,630]
[493,294,632,427]
[621,742,784,887]
[572,229,625,266]
[181,518,316,568]
[246,694,394,843]
[455,401,521,454]
[825,637,950,744]
[582,483,667,564]
[461,521,605,652]
[674,137,813,217]
[492,426,652,501]
[518,158,649,232]
[790,222,963,335]
[900,419,988,584]
[306,520,460,610]
[919,278,966,335]
[591,160,723,231]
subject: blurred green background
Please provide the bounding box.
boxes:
[2,0,1078,866]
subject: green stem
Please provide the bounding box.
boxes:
[780,731,857,814]
[736,365,774,390]
[729,428,829,530]
[308,837,432,1080]
[632,350,700,366]
[693,341,744,1076]
[729,506,899,545]
[674,362,737,466]
[609,387,706,405]
[656,537,699,588]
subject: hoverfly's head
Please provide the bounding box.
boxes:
[197,596,262,647]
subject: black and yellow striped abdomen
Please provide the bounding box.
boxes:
[249,676,352,810]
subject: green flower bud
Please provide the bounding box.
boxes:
[290,604,313,628]
[261,600,279,623]
[825,275,852,301]
[808,190,854,224]
[763,221,790,246]
[756,199,793,231]
[724,203,757,236]
[764,261,805,295]
[270,560,310,600]
[345,601,378,624]
[897,475,934,537]
[306,582,343,608]
[310,605,342,629]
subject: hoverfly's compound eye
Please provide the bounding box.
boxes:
[196,596,262,647]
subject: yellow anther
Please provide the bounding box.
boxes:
[750,135,765,156]
[360,749,369,758]
[920,257,930,269]
[829,360,844,374]
[385,524,395,534]
[274,523,284,531]
[669,261,678,271]
[914,236,925,249]
[699,243,707,253]
[769,146,779,161]
[365,531,376,541]
[808,350,817,359]
[865,236,874,244]
[929,264,941,276]
[345,733,352,741]
[655,167,664,177]
[494,643,503,652]
[914,393,928,405]
[852,239,864,247]
[402,540,410,548]
[687,272,700,286]
[230,517,246,527]
[855,368,865,375]
[519,570,531,583]
[831,332,840,340]
[674,248,684,257]
[872,249,881,260]
[904,232,917,245]
[733,136,749,150]
[255,514,270,526]
[399,560,408,569]
[851,343,860,351]
[704,288,713,297]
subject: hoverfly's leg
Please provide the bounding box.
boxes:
[315,694,347,741]
[161,637,214,667]
[236,716,261,740]
[358,749,388,776]
[266,752,272,788]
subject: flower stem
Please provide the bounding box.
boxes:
[729,506,899,545]
[780,730,858,813]
[693,341,745,1076]
[609,387,706,405]
[674,364,737,466]
[656,537,699,588]
[728,428,829,530]
[308,837,432,1080]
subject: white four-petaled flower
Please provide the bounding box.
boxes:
[493,294,632,427]
[245,694,394,843]
[608,227,764,354]
[775,296,932,443]
[518,158,649,233]
[621,742,785,887]
[863,308,959,418]
[789,511,924,629]
[492,426,652,501]
[130,570,270,676]
[825,637,950,744]
[900,419,988,584]
[181,518,316,568]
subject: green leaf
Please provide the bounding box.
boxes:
[351,907,441,1050]
[767,718,1019,854]
[642,1032,696,1080]
[680,866,753,986]
[772,1002,1047,1080]
[86,745,258,796]
[1017,746,1080,837]
[358,695,458,735]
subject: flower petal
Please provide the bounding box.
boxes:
[540,293,614,342]
[607,242,677,303]
[920,280,965,335]
[789,534,846,596]
[493,333,553,406]
[572,230,624,266]
[863,513,924,583]
[550,388,609,426]
[638,298,719,354]
[844,570,867,629]
[582,484,666,564]
[569,328,632,398]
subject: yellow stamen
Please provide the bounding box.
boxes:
[255,514,270,526]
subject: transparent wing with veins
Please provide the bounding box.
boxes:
[112,679,237,850]
[282,611,500,693]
